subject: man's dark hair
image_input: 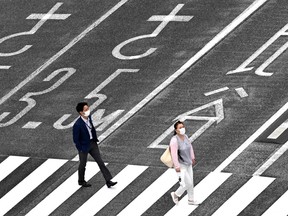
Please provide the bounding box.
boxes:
[76,102,88,113]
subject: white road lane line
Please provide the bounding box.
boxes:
[235,87,248,98]
[268,118,288,139]
[211,176,275,216]
[0,65,11,69]
[215,102,288,172]
[99,0,269,142]
[164,172,232,216]
[204,87,229,96]
[253,140,288,176]
[26,162,102,216]
[117,169,178,216]
[0,0,129,106]
[0,155,29,182]
[0,158,67,216]
[262,189,288,216]
[71,165,148,216]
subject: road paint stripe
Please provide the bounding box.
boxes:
[117,169,178,216]
[71,165,148,216]
[99,0,269,142]
[0,65,11,69]
[268,118,288,139]
[164,172,232,216]
[27,14,71,20]
[253,140,288,176]
[26,162,101,216]
[22,121,42,129]
[204,87,229,96]
[211,176,275,216]
[262,189,288,216]
[215,102,288,172]
[0,0,128,106]
[235,87,248,98]
[0,158,67,216]
[0,156,29,182]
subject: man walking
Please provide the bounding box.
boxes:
[73,102,117,188]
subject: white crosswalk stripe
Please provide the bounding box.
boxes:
[26,162,103,216]
[0,158,67,215]
[212,176,275,216]
[117,168,178,216]
[71,164,148,216]
[0,155,29,182]
[1,155,287,215]
[164,172,232,216]
[262,189,288,216]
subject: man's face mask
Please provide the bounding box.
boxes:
[83,109,91,117]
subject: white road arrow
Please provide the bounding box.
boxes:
[148,99,224,148]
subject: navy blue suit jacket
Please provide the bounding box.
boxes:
[73,115,99,152]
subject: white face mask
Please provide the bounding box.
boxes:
[179,128,186,135]
[83,109,90,117]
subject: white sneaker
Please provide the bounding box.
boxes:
[171,192,179,205]
[188,200,201,205]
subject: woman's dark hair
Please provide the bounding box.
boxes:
[173,121,184,135]
[76,102,88,113]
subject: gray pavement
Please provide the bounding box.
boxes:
[0,0,288,215]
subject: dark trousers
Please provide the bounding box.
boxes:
[78,141,112,183]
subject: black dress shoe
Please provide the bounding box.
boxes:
[106,180,117,188]
[78,181,91,187]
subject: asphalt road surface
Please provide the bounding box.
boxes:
[0,0,288,215]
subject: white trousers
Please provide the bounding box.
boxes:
[175,164,194,200]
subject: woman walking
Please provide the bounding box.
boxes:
[170,121,200,205]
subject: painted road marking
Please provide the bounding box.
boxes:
[53,69,137,130]
[0,0,128,105]
[204,87,229,96]
[0,65,11,69]
[262,189,288,216]
[26,162,101,216]
[212,176,275,216]
[235,87,248,98]
[22,121,42,129]
[85,69,140,99]
[0,2,67,57]
[99,0,269,142]
[253,140,288,176]
[117,169,178,216]
[27,13,70,20]
[149,99,224,149]
[268,118,288,139]
[0,158,67,216]
[227,23,288,76]
[112,4,193,60]
[71,165,148,216]
[0,68,76,127]
[0,155,29,182]
[215,102,288,172]
[164,172,232,216]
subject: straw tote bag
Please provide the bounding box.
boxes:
[160,147,173,168]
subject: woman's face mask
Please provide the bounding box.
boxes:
[179,127,186,135]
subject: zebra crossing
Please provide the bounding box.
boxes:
[0,155,287,215]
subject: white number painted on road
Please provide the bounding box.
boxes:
[227,23,288,76]
[0,68,75,127]
[112,4,193,60]
[53,69,139,130]
[148,99,224,149]
[0,2,70,57]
